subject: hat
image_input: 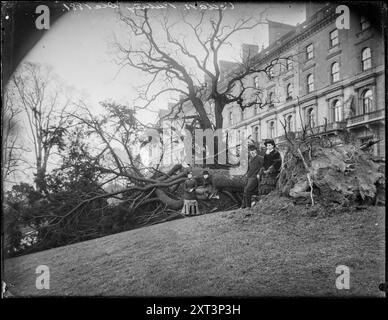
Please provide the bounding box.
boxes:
[264,139,276,147]
[248,144,257,151]
[203,170,209,175]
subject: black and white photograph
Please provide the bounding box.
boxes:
[1,1,386,302]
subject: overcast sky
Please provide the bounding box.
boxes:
[23,2,306,125]
[7,2,306,187]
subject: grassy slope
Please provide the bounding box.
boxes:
[4,205,385,297]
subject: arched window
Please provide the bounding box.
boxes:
[362,89,373,114]
[254,126,259,142]
[362,48,372,71]
[285,114,293,132]
[307,74,314,93]
[331,62,340,83]
[307,107,315,128]
[332,99,343,122]
[269,121,275,138]
[254,76,260,89]
[286,83,293,99]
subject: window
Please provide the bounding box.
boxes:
[268,92,274,106]
[286,83,293,99]
[254,104,259,115]
[254,76,260,89]
[269,67,275,78]
[242,108,248,120]
[330,29,339,47]
[269,121,275,138]
[285,114,293,132]
[229,111,233,125]
[307,74,314,93]
[286,57,293,70]
[306,44,314,60]
[331,62,340,83]
[361,16,370,30]
[361,47,372,71]
[236,130,241,156]
[362,89,373,114]
[307,108,315,128]
[254,126,259,142]
[332,99,343,122]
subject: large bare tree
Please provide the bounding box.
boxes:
[113,8,284,132]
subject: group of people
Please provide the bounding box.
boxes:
[181,170,217,216]
[241,138,282,209]
[181,138,282,215]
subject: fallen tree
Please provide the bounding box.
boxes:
[277,138,385,206]
[5,99,385,257]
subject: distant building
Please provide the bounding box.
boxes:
[146,98,214,170]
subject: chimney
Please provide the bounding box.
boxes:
[267,20,295,46]
[241,43,259,62]
[219,60,239,80]
[305,2,329,21]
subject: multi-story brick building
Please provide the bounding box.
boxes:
[222,3,385,159]
[147,3,385,168]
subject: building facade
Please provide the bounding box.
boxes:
[222,3,385,159]
[147,3,385,168]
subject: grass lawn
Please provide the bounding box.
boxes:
[3,203,385,297]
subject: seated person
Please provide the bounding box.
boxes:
[195,170,218,200]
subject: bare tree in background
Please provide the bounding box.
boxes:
[113,8,288,163]
[1,89,28,184]
[9,62,75,194]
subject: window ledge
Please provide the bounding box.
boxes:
[302,62,316,72]
[326,48,342,60]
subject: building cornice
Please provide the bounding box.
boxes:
[218,4,337,91]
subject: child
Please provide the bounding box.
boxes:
[195,170,218,199]
[181,170,200,216]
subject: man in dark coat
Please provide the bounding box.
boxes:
[241,145,264,209]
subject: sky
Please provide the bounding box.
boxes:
[23,2,306,125]
[6,2,306,187]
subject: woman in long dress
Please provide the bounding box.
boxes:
[258,139,282,196]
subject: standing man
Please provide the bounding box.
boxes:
[241,145,264,209]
